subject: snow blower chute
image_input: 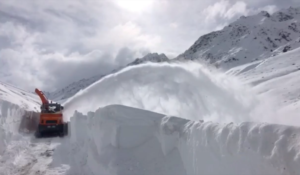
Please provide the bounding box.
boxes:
[34,88,68,138]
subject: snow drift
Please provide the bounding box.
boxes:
[54,105,300,175]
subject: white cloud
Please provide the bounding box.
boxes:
[253,5,279,14]
[224,1,248,19]
[0,0,299,92]
[170,22,179,29]
[203,1,249,23]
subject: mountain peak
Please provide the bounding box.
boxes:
[128,52,169,66]
[259,11,271,18]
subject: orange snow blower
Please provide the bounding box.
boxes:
[34,88,68,138]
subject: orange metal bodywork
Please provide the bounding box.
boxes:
[39,112,63,125]
[34,88,67,137]
[35,88,49,105]
[35,88,63,126]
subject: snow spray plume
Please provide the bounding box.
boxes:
[63,61,260,123]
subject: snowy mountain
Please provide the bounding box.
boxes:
[49,6,300,102]
[176,7,300,70]
[46,52,169,101]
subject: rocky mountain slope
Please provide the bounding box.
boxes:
[128,53,169,66]
[176,7,300,70]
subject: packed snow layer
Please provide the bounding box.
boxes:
[54,105,300,175]
[63,62,265,124]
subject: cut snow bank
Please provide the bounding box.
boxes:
[0,100,26,154]
[54,105,300,175]
[0,99,35,174]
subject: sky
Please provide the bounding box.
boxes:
[0,0,299,92]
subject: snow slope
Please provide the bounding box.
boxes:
[0,82,40,111]
[176,7,300,70]
[226,45,300,126]
[54,104,300,175]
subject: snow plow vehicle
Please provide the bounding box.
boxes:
[34,88,68,138]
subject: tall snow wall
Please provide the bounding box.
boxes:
[0,100,24,154]
[54,105,300,175]
[0,99,39,154]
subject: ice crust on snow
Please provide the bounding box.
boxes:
[55,105,300,175]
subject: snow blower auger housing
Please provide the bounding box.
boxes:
[34,88,68,138]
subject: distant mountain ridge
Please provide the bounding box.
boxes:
[45,53,170,101]
[175,7,300,70]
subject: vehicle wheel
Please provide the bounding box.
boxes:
[63,123,68,136]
